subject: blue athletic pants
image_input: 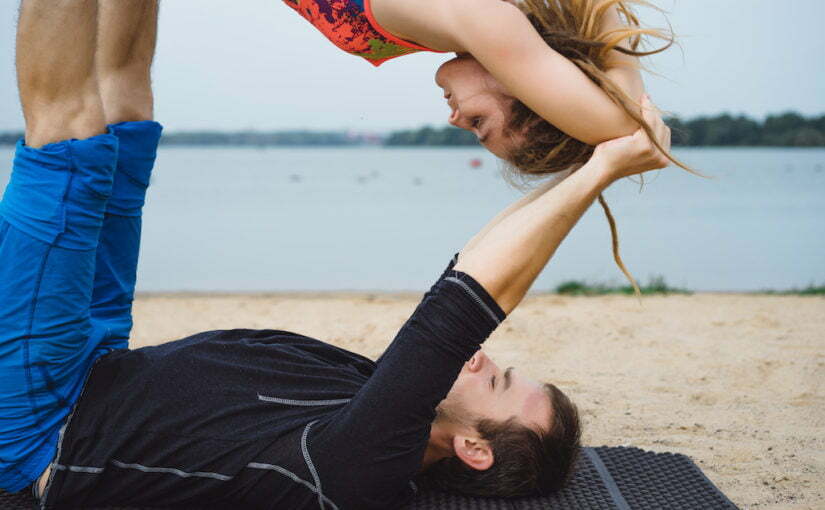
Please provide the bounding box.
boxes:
[0,121,162,492]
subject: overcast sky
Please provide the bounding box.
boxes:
[1,0,823,132]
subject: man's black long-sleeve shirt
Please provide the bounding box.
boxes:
[42,263,505,509]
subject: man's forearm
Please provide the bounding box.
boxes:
[454,160,612,314]
[461,171,570,254]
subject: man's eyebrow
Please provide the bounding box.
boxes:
[504,367,514,391]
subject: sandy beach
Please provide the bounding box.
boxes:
[131,292,824,509]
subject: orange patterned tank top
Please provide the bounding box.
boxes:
[282,0,442,66]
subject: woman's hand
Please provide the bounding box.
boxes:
[590,95,672,183]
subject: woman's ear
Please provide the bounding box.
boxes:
[452,434,494,471]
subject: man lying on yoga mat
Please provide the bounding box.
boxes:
[0,1,670,508]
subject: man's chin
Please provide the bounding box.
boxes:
[435,398,476,428]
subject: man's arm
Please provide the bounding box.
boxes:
[461,170,571,254]
[307,98,669,507]
[454,95,671,313]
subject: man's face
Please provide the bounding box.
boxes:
[438,350,552,433]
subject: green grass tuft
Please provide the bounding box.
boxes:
[797,285,825,295]
[758,284,825,295]
[555,276,691,296]
[554,280,825,296]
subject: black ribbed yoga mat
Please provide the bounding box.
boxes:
[406,446,738,509]
[0,446,738,509]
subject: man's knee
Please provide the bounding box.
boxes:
[98,71,154,124]
[23,81,107,148]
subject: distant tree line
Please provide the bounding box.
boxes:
[667,112,825,147]
[1,112,823,147]
[385,112,825,147]
[0,132,21,146]
[384,125,478,146]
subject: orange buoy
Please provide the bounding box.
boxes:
[469,158,482,168]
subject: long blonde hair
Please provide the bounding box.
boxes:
[505,0,687,294]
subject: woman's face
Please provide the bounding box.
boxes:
[435,55,521,159]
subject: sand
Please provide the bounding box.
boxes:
[131,292,824,509]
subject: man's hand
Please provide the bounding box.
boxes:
[590,95,672,183]
[454,95,673,313]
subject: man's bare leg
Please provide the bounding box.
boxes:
[16,0,105,148]
[96,0,159,124]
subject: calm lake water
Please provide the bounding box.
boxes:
[1,147,823,292]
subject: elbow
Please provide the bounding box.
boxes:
[476,279,520,316]
[493,291,521,316]
[616,113,641,138]
[589,111,639,146]
[589,69,644,144]
[453,259,510,314]
[453,260,521,316]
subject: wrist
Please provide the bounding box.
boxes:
[576,155,616,192]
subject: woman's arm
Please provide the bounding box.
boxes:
[373,0,642,145]
[454,96,670,313]
[601,3,645,102]
[452,0,640,145]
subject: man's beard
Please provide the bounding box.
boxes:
[435,396,478,429]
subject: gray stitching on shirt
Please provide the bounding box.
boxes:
[247,462,339,510]
[444,276,501,325]
[110,459,232,481]
[302,420,325,510]
[43,457,341,508]
[40,359,100,509]
[257,394,351,406]
[53,464,104,474]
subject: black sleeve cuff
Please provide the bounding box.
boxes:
[434,252,461,283]
[442,269,507,326]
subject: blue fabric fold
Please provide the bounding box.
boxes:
[0,132,118,251]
